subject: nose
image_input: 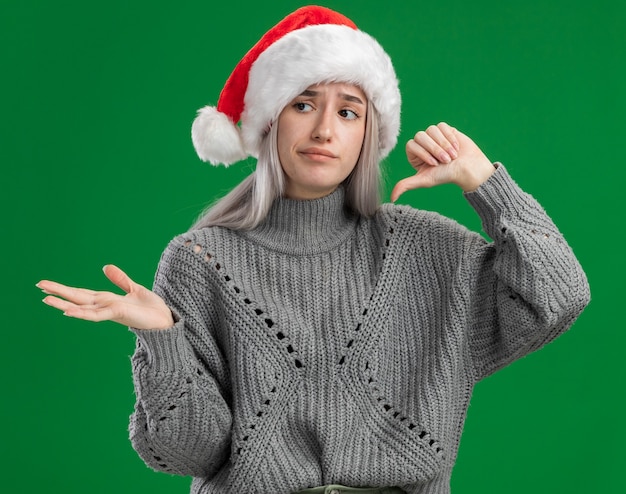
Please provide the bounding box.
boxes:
[312,107,334,142]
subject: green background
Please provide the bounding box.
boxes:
[1,0,623,492]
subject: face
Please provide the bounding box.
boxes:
[277,82,367,200]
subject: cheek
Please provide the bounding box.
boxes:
[347,127,366,162]
[276,116,299,160]
[276,125,291,169]
[277,134,287,163]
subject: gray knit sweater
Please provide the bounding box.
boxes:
[129,165,589,494]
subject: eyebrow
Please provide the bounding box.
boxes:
[299,89,365,105]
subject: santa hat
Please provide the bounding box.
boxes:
[191,5,401,166]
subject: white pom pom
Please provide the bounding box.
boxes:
[191,106,248,166]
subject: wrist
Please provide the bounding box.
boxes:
[456,159,497,192]
[152,310,177,331]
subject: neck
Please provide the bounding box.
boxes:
[283,184,340,201]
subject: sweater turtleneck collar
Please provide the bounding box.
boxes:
[240,187,359,255]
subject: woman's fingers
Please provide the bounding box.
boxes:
[37,279,101,305]
[435,122,459,152]
[391,173,437,202]
[406,138,438,167]
[37,273,127,319]
[42,294,80,313]
[103,264,135,294]
[42,295,113,321]
[420,125,455,162]
[41,286,120,312]
[407,123,459,167]
[390,176,414,203]
[37,265,139,306]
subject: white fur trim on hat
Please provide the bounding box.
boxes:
[191,106,247,166]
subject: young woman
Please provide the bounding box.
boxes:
[37,6,590,494]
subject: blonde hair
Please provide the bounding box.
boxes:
[191,101,381,231]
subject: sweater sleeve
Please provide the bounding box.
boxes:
[462,164,590,380]
[128,235,232,477]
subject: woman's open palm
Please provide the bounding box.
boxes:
[38,265,174,330]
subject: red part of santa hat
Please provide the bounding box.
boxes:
[191,5,400,166]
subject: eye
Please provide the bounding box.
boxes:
[339,109,359,120]
[293,101,313,112]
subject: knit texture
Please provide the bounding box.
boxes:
[129,166,589,494]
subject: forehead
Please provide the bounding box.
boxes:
[302,82,367,102]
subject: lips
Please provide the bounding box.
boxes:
[298,147,338,160]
